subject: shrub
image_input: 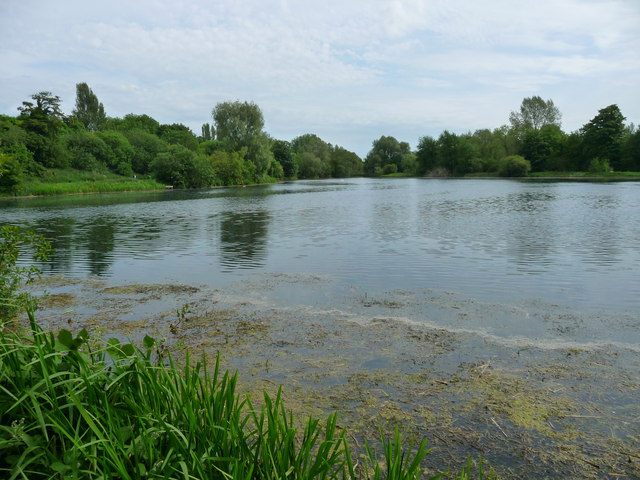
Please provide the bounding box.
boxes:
[587,157,611,173]
[497,155,531,177]
[382,163,398,175]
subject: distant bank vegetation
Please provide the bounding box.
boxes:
[1,84,638,195]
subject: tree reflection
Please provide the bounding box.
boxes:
[85,219,116,275]
[219,210,270,270]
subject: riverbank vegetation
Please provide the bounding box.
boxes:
[0,227,492,479]
[1,84,639,196]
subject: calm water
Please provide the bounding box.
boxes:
[2,178,639,313]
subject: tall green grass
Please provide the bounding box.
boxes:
[0,311,489,479]
[6,168,165,197]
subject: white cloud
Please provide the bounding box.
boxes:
[1,0,638,156]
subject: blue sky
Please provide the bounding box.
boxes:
[1,0,639,157]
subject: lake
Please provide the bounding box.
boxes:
[2,177,639,477]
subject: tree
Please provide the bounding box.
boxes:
[416,136,438,175]
[17,91,67,166]
[509,96,561,139]
[201,123,214,141]
[581,104,626,170]
[271,139,297,178]
[291,134,332,178]
[18,91,65,120]
[72,83,106,131]
[151,144,213,188]
[158,123,198,151]
[210,150,254,186]
[364,136,404,176]
[0,153,23,192]
[437,131,477,176]
[330,146,362,177]
[497,155,531,177]
[212,101,273,177]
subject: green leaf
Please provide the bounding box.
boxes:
[143,335,156,349]
[57,329,73,348]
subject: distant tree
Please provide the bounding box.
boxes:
[96,130,135,176]
[201,123,214,141]
[0,152,23,192]
[437,131,477,176]
[498,155,531,177]
[416,136,438,175]
[62,131,113,171]
[210,150,255,185]
[297,152,325,179]
[124,129,167,173]
[18,91,65,120]
[151,144,213,188]
[272,139,297,178]
[364,136,404,176]
[621,128,640,171]
[212,100,273,177]
[72,83,106,131]
[330,146,362,177]
[158,123,198,151]
[291,134,332,178]
[107,114,160,135]
[581,104,626,170]
[509,96,562,143]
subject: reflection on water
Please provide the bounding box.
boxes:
[220,210,270,271]
[1,178,639,311]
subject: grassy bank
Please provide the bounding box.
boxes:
[0,311,488,479]
[4,169,165,197]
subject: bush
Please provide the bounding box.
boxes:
[497,155,531,177]
[587,157,611,173]
[382,163,398,175]
[0,226,51,318]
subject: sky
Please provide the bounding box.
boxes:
[1,0,639,157]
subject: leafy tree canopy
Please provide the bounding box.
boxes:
[72,83,106,131]
[509,96,562,133]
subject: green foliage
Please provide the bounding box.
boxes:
[330,146,362,177]
[0,226,52,319]
[62,130,113,171]
[437,131,477,176]
[212,100,273,177]
[124,129,167,174]
[364,136,406,176]
[292,134,333,178]
[150,144,212,188]
[416,136,438,175]
[158,123,198,151]
[509,96,562,135]
[210,150,255,186]
[497,155,531,177]
[201,122,214,141]
[0,153,23,192]
[587,157,611,173]
[297,152,326,179]
[107,113,160,135]
[272,139,297,178]
[72,83,106,131]
[382,163,398,175]
[581,104,626,170]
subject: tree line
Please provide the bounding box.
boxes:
[0,83,363,192]
[1,85,638,193]
[365,97,639,178]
